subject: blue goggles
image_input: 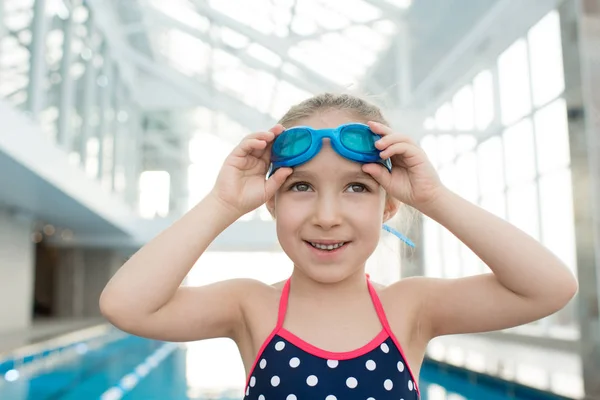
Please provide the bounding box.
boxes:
[267,123,392,178]
[267,123,414,248]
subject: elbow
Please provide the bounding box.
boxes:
[99,289,128,326]
[549,272,579,312]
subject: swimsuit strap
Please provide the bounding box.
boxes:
[275,278,292,331]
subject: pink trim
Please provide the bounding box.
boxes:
[366,279,421,396]
[243,279,290,389]
[278,328,389,360]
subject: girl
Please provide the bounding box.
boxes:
[100,93,578,400]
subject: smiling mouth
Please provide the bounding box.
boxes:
[305,241,349,251]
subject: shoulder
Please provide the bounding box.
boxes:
[224,278,286,314]
[210,277,285,300]
[374,277,441,339]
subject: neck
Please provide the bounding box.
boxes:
[288,267,370,303]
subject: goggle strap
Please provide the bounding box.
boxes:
[382,224,416,248]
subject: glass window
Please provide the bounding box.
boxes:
[0,1,34,110]
[85,137,99,178]
[507,183,540,240]
[452,85,475,130]
[140,171,171,219]
[188,133,233,209]
[534,98,571,174]
[435,102,454,130]
[455,134,477,154]
[460,245,482,276]
[477,136,505,195]
[498,39,532,126]
[420,134,439,168]
[436,134,456,165]
[503,118,537,186]
[528,11,565,107]
[539,169,577,274]
[439,164,458,194]
[424,217,443,278]
[441,229,461,278]
[456,152,479,203]
[473,70,494,130]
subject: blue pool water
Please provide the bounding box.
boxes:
[0,333,570,400]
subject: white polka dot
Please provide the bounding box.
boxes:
[246,387,249,396]
[275,341,285,351]
[365,359,376,371]
[397,361,404,372]
[250,376,256,387]
[271,375,280,386]
[380,343,389,353]
[346,377,358,388]
[327,359,338,368]
[326,396,337,400]
[289,357,300,368]
[258,396,265,400]
[306,375,318,386]
[367,398,376,400]
[260,359,267,369]
[408,380,413,391]
[286,395,297,400]
[384,379,393,390]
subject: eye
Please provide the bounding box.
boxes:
[347,183,368,193]
[290,182,312,192]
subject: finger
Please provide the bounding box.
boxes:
[260,124,288,163]
[265,167,293,199]
[362,163,392,190]
[375,132,416,150]
[367,121,393,137]
[379,142,422,165]
[232,138,268,158]
[269,124,285,137]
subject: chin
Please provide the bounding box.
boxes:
[297,263,365,284]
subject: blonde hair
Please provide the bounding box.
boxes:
[278,92,390,128]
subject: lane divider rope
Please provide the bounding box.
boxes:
[99,342,178,400]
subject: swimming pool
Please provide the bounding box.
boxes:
[0,331,573,400]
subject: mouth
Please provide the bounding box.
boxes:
[304,240,350,252]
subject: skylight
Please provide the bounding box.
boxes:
[147,0,402,127]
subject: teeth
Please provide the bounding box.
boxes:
[310,242,345,250]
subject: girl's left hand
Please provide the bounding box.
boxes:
[362,121,446,210]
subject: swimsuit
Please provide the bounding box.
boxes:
[243,276,420,399]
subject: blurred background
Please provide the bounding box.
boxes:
[0,0,599,399]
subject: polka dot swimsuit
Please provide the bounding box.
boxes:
[243,277,420,400]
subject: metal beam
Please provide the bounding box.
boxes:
[189,0,342,92]
[410,0,558,110]
[139,6,324,95]
[119,46,276,130]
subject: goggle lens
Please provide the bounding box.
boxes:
[340,126,378,153]
[273,129,312,159]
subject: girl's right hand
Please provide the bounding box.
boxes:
[209,125,293,217]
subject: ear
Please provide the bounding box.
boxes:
[383,196,400,222]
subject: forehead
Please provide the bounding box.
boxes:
[294,109,363,129]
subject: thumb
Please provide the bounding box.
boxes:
[362,163,392,190]
[265,167,293,199]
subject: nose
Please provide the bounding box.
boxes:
[311,194,343,230]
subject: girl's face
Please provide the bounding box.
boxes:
[268,110,396,284]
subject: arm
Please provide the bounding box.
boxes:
[415,188,578,339]
[99,127,292,343]
[99,194,247,342]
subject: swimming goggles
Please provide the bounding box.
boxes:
[267,123,392,178]
[267,123,414,248]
